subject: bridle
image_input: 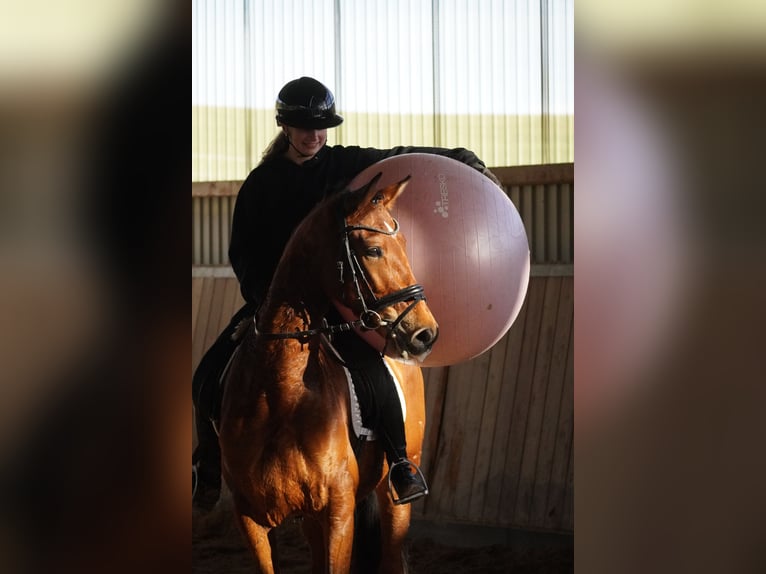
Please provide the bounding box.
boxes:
[339,216,426,334]
[255,205,426,343]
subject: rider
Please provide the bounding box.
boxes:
[192,76,500,511]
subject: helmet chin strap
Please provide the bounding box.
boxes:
[284,129,315,159]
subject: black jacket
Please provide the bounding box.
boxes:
[228,144,491,306]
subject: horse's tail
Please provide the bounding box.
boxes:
[351,491,410,574]
[351,492,382,573]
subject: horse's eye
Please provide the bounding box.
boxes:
[365,246,383,258]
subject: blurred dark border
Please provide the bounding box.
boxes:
[0,2,190,573]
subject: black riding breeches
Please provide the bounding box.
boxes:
[330,327,410,463]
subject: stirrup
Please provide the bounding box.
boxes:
[387,458,429,505]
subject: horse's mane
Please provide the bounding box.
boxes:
[264,186,354,305]
[290,188,345,243]
[282,184,360,253]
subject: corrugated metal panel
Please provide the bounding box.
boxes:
[190,164,573,267]
[192,0,574,181]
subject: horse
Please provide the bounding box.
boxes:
[218,172,439,574]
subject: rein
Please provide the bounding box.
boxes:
[256,206,426,342]
[254,315,364,341]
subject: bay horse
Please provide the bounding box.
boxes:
[218,173,439,574]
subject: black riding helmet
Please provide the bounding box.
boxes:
[275,77,344,129]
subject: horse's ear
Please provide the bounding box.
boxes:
[343,172,383,214]
[343,173,411,215]
[378,175,411,210]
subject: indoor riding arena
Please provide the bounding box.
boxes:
[192,164,573,573]
[193,1,573,572]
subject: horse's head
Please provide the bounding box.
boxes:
[333,172,439,362]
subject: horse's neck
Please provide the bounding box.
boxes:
[259,220,330,338]
[259,299,323,340]
[248,214,336,394]
[247,295,329,408]
[255,255,329,366]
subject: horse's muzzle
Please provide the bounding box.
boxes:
[395,325,439,360]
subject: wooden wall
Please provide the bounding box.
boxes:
[191,271,244,375]
[191,272,573,533]
[192,163,574,533]
[415,274,573,532]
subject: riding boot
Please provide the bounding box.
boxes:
[192,345,225,512]
[380,426,429,505]
[192,414,221,512]
[375,364,428,504]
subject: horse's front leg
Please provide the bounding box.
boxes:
[324,489,356,574]
[237,512,278,574]
[375,479,411,574]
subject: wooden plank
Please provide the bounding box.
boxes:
[509,185,521,215]
[545,305,574,532]
[498,277,546,524]
[560,183,572,263]
[467,338,510,522]
[211,196,221,266]
[191,180,242,197]
[419,366,448,478]
[221,194,232,263]
[450,350,493,519]
[561,425,574,531]
[491,163,574,186]
[546,184,559,262]
[191,277,215,372]
[191,277,203,343]
[530,264,574,277]
[513,277,562,527]
[531,276,573,528]
[521,185,534,264]
[415,366,449,518]
[534,184,546,264]
[425,359,480,519]
[192,266,236,277]
[201,197,211,265]
[481,300,529,523]
[192,197,201,265]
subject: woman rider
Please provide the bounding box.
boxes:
[192,76,499,511]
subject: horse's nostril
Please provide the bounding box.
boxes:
[414,328,436,348]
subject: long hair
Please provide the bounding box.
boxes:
[259,131,289,164]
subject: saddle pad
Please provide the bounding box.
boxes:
[343,359,406,441]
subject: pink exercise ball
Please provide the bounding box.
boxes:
[339,153,530,367]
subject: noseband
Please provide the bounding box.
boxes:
[256,206,426,342]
